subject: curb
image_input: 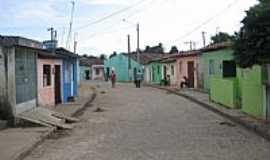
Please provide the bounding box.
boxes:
[147,84,270,141]
[14,127,56,160]
[18,87,97,160]
[72,87,97,117]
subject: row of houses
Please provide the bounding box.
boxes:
[0,36,79,125]
[104,42,270,120]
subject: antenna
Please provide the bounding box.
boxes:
[66,1,75,50]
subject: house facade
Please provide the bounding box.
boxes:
[37,51,64,108]
[56,48,78,103]
[0,36,41,125]
[79,56,104,81]
[174,52,200,88]
[104,54,143,82]
[199,43,234,91]
[160,58,177,85]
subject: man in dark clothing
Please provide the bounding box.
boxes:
[180,76,189,88]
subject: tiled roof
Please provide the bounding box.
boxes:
[125,52,166,65]
[79,57,103,67]
[200,42,232,52]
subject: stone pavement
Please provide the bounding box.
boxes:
[0,81,96,160]
[24,83,270,160]
[148,84,270,140]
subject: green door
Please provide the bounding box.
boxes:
[15,48,36,104]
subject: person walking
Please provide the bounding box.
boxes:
[110,70,116,88]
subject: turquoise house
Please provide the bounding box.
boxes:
[148,60,163,84]
[104,54,143,82]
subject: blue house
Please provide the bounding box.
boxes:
[56,48,78,103]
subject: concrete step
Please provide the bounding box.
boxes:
[0,120,7,130]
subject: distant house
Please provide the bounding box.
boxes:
[0,36,41,125]
[160,57,177,85]
[56,48,78,103]
[79,56,104,81]
[104,53,142,82]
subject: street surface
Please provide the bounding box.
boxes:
[25,82,270,160]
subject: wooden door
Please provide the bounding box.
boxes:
[54,65,61,104]
[187,61,195,88]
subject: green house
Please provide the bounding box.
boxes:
[203,43,269,119]
[104,54,143,82]
[148,60,162,84]
[200,44,235,92]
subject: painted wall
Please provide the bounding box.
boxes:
[149,62,162,84]
[162,62,177,85]
[238,65,266,118]
[201,49,234,91]
[104,54,143,82]
[210,77,238,108]
[62,59,78,103]
[37,58,62,108]
[176,56,199,88]
[80,66,91,81]
[92,65,104,80]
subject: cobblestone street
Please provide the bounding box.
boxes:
[25,82,270,160]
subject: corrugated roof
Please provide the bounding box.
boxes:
[200,42,232,52]
[79,57,103,67]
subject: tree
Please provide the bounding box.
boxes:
[144,45,151,52]
[169,46,179,54]
[211,32,234,44]
[234,0,270,67]
[99,54,107,61]
[109,51,117,58]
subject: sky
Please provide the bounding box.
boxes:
[0,0,258,56]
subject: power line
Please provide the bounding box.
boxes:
[168,0,239,44]
[75,0,148,31]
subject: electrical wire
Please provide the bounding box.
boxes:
[75,0,149,31]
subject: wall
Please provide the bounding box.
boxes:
[104,54,142,82]
[92,65,104,80]
[80,66,91,81]
[176,56,199,88]
[210,77,237,108]
[37,58,62,108]
[238,65,266,118]
[162,62,177,85]
[202,49,234,91]
[149,62,162,84]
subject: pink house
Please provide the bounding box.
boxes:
[173,51,200,88]
[37,52,63,109]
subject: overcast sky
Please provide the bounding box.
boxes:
[0,0,258,56]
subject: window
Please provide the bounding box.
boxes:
[171,65,174,75]
[43,65,51,87]
[95,68,100,75]
[223,60,236,77]
[209,60,215,75]
[179,61,182,73]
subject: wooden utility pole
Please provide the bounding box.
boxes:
[136,23,140,64]
[128,34,131,81]
[202,31,206,48]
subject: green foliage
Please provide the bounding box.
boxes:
[211,32,234,43]
[169,46,179,54]
[234,0,270,67]
[99,54,107,60]
[109,51,117,58]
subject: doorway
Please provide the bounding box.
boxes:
[187,61,195,88]
[85,70,90,80]
[54,65,61,104]
[163,65,167,80]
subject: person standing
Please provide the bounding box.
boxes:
[110,70,116,88]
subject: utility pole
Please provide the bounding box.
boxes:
[202,31,206,48]
[73,32,78,54]
[128,34,131,81]
[66,1,75,50]
[136,23,140,64]
[184,41,193,51]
